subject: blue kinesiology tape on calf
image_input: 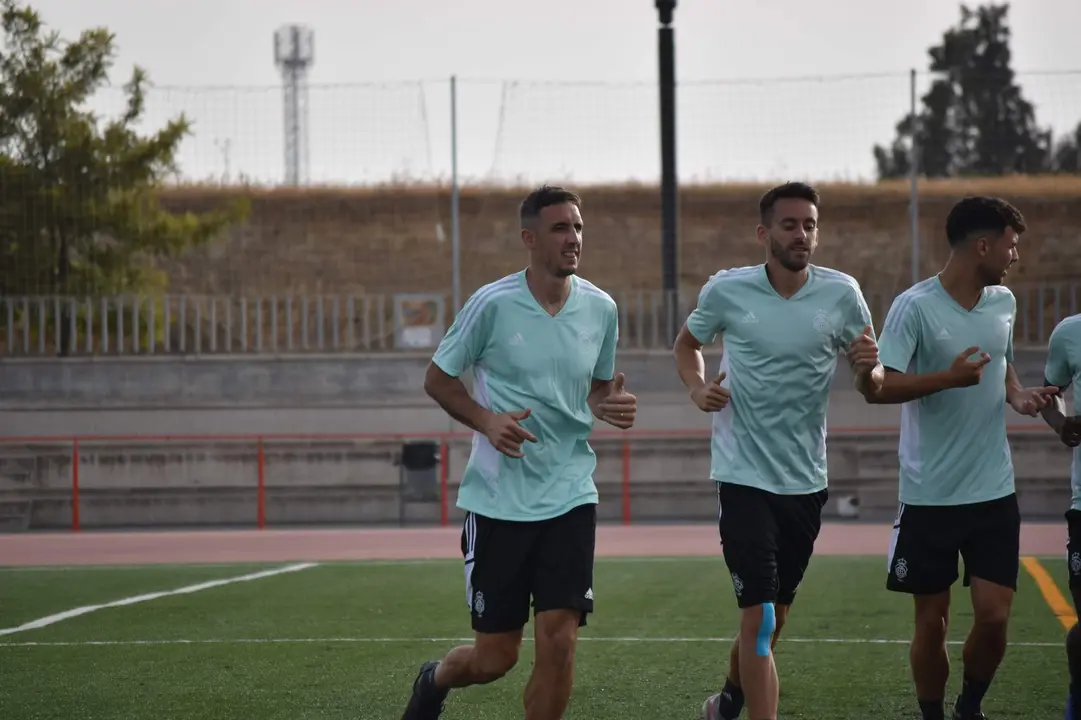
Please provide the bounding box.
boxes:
[756,602,776,657]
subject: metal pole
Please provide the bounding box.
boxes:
[451,75,462,316]
[656,0,679,346]
[908,68,919,287]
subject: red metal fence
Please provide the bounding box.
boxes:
[0,426,1046,532]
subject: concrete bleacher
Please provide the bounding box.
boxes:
[0,347,1074,530]
[0,431,1071,530]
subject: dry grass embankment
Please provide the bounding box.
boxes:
[157,175,1081,302]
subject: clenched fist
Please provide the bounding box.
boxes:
[594,373,637,429]
[691,371,731,413]
[847,325,879,375]
[481,408,538,458]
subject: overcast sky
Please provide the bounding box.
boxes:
[27,0,1081,186]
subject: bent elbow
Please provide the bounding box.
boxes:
[670,331,686,357]
[673,325,703,356]
[422,363,442,400]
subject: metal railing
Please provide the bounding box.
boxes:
[1,281,1078,357]
[0,426,1055,531]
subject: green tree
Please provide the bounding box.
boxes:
[1050,121,1081,174]
[0,0,248,354]
[873,3,1066,179]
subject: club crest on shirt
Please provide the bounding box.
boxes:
[812,308,840,338]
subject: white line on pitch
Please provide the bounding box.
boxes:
[1,554,1071,572]
[0,635,1062,648]
[0,563,318,637]
[0,556,726,572]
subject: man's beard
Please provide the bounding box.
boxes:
[770,237,811,271]
[978,264,1007,287]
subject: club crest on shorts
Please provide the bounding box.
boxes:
[473,591,485,616]
[731,573,744,597]
[1071,552,1081,576]
[893,557,908,581]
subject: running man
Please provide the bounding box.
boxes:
[672,181,884,720]
[862,196,1058,720]
[1039,313,1081,720]
[400,185,636,720]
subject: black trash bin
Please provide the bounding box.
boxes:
[398,440,442,524]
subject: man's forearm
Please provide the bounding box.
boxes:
[854,363,885,399]
[426,378,492,432]
[673,342,708,394]
[587,379,613,417]
[1004,363,1025,404]
[1040,393,1068,435]
[864,369,957,404]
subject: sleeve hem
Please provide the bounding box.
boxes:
[687,323,712,346]
[432,355,462,378]
[1045,371,1072,389]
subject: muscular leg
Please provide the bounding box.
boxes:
[952,493,1021,718]
[726,488,824,702]
[1069,621,1081,720]
[1067,512,1081,720]
[1068,584,1081,720]
[402,629,523,719]
[715,487,823,718]
[911,591,952,719]
[712,602,788,720]
[736,603,780,720]
[951,577,1013,717]
[433,629,523,688]
[885,500,965,720]
[402,510,533,719]
[523,609,582,720]
[524,502,596,720]
[727,603,790,689]
[706,483,785,720]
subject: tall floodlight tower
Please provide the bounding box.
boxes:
[274,25,314,186]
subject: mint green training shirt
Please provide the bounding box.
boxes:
[877,275,1017,507]
[432,270,619,522]
[1044,314,1081,512]
[685,264,874,495]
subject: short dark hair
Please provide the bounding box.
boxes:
[519,185,581,227]
[945,196,1027,247]
[759,181,820,225]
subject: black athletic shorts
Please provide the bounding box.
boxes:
[716,481,828,609]
[460,502,596,634]
[1066,509,1081,610]
[886,493,1021,595]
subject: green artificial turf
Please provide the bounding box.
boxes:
[0,555,1071,719]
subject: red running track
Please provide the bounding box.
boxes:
[0,522,1067,567]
